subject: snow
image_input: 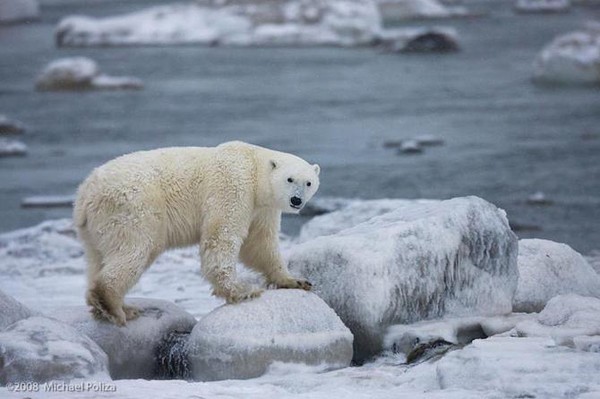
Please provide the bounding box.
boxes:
[0,138,27,157]
[21,195,75,208]
[56,1,381,48]
[36,57,143,91]
[376,0,470,22]
[47,298,197,379]
[0,316,109,384]
[514,0,571,13]
[514,239,600,313]
[0,115,25,135]
[0,0,39,24]
[533,22,600,84]
[288,196,519,360]
[186,289,353,381]
[0,290,36,330]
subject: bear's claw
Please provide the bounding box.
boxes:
[276,278,313,291]
[123,305,141,321]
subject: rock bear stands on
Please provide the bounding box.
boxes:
[73,141,320,326]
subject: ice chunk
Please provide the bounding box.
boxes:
[0,290,36,330]
[0,0,39,24]
[55,1,381,48]
[533,22,600,85]
[185,290,353,381]
[288,196,519,361]
[0,138,27,157]
[21,195,75,208]
[0,115,25,135]
[514,294,600,348]
[0,316,109,384]
[436,335,600,398]
[514,0,570,13]
[514,239,600,313]
[35,57,143,91]
[48,298,197,379]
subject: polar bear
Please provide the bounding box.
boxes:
[73,141,320,326]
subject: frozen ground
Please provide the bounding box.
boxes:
[1,216,600,398]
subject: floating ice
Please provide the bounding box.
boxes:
[0,115,25,135]
[0,138,27,157]
[514,0,570,14]
[288,196,518,360]
[21,195,75,208]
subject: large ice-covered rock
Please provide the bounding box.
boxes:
[56,0,381,48]
[0,316,109,385]
[0,290,36,330]
[514,239,600,313]
[186,290,353,381]
[48,298,197,379]
[514,294,600,349]
[0,0,39,24]
[288,196,519,360]
[35,57,143,91]
[533,23,600,85]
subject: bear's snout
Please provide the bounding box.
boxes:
[290,196,302,208]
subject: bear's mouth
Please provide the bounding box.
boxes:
[290,204,302,210]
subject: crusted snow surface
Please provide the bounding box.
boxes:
[289,196,519,360]
[0,316,109,384]
[0,0,39,24]
[514,239,600,313]
[186,289,353,381]
[48,298,197,379]
[533,22,600,84]
[56,0,381,48]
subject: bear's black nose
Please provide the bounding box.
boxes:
[291,196,302,206]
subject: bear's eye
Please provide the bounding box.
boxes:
[307,181,312,187]
[287,178,293,183]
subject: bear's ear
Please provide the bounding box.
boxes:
[313,164,320,176]
[270,160,277,170]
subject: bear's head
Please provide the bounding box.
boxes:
[269,157,320,214]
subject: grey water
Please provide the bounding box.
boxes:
[0,1,599,254]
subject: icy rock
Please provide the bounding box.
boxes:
[436,335,600,398]
[35,57,143,91]
[185,290,353,381]
[0,138,27,157]
[514,0,571,13]
[288,196,519,360]
[0,290,36,330]
[0,115,25,135]
[48,298,197,379]
[514,294,600,348]
[377,27,459,53]
[298,198,436,242]
[0,0,39,24]
[56,1,380,48]
[0,316,109,385]
[376,0,470,22]
[514,239,600,313]
[533,23,600,85]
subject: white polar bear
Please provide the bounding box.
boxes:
[73,141,320,326]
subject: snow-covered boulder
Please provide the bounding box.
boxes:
[0,290,36,330]
[35,57,143,91]
[514,294,600,348]
[514,0,571,13]
[436,335,600,398]
[0,316,109,385]
[514,239,600,313]
[533,23,600,85]
[376,0,469,22]
[48,298,196,379]
[55,1,381,48]
[288,196,519,360]
[0,0,39,24]
[0,138,27,157]
[185,290,353,381]
[0,115,25,135]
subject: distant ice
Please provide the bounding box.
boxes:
[533,22,600,85]
[376,0,471,22]
[0,115,26,135]
[0,0,39,24]
[514,0,571,13]
[514,239,600,313]
[36,57,143,91]
[0,138,27,157]
[21,195,75,208]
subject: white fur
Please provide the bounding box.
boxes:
[73,141,320,325]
